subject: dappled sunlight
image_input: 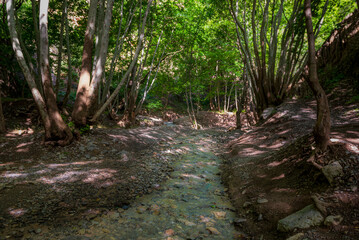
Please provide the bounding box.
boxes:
[8,208,27,218]
[270,188,296,193]
[271,173,285,180]
[0,162,14,167]
[37,168,117,185]
[2,172,28,178]
[47,160,104,169]
[181,173,202,180]
[268,158,288,167]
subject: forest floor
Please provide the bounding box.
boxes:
[0,82,358,240]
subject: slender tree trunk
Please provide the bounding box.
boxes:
[0,90,5,133]
[91,0,153,122]
[62,1,72,108]
[31,0,43,96]
[7,0,51,140]
[55,0,67,97]
[72,0,98,126]
[304,0,331,151]
[39,0,73,145]
[87,0,115,116]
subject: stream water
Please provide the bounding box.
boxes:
[43,131,239,240]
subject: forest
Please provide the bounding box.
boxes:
[0,0,359,239]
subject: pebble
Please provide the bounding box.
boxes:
[206,227,221,235]
[136,206,148,214]
[243,202,252,208]
[213,211,226,219]
[257,198,268,204]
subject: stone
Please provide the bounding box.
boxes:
[136,206,147,214]
[164,229,175,236]
[234,218,247,224]
[150,204,161,215]
[322,161,344,185]
[206,227,220,235]
[324,215,343,226]
[257,198,268,204]
[277,205,324,232]
[243,202,252,208]
[286,233,305,240]
[212,211,226,219]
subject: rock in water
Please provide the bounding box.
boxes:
[324,215,343,226]
[286,233,305,240]
[321,161,343,185]
[277,204,324,232]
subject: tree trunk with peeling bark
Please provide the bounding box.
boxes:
[39,0,73,145]
[304,0,331,151]
[72,0,98,127]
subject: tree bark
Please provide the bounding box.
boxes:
[39,0,73,145]
[55,0,67,97]
[62,0,72,108]
[0,90,5,133]
[72,0,98,126]
[91,0,153,122]
[31,0,43,96]
[7,0,51,139]
[87,0,115,116]
[304,0,331,151]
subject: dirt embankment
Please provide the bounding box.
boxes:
[222,93,359,239]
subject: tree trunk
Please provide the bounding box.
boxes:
[304,0,331,151]
[72,0,98,126]
[7,0,50,141]
[87,0,115,116]
[62,0,72,108]
[0,90,5,133]
[31,0,43,96]
[91,0,153,122]
[39,0,73,145]
[55,0,67,97]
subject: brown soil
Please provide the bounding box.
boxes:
[222,81,359,239]
[0,120,191,238]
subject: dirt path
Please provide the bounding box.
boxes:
[26,130,240,239]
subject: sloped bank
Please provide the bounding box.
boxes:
[221,99,359,239]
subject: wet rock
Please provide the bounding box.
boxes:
[136,206,147,214]
[277,205,324,232]
[324,215,343,226]
[257,198,268,204]
[164,229,175,236]
[206,227,220,235]
[322,161,343,185]
[286,233,305,240]
[243,202,252,208]
[212,211,226,219]
[234,218,247,224]
[150,204,161,215]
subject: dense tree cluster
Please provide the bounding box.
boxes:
[0,0,357,148]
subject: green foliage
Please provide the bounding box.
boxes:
[67,121,90,135]
[145,100,163,112]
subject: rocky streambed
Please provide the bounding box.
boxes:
[26,130,241,239]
